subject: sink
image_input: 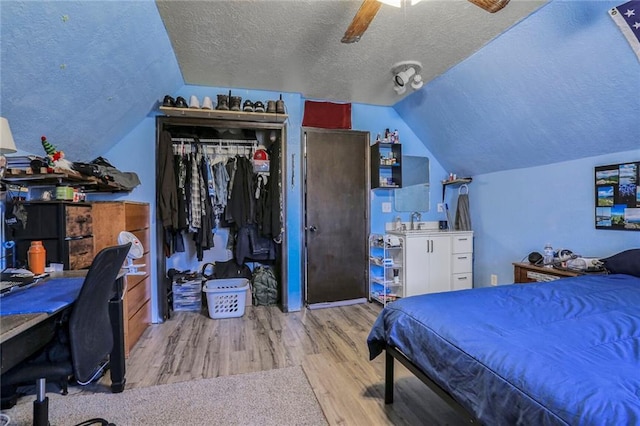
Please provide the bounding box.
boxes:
[388,228,438,235]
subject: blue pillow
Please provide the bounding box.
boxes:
[601,249,640,277]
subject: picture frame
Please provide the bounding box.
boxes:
[595,161,640,231]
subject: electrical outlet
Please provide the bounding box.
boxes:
[491,274,498,286]
[437,203,444,213]
[382,202,392,213]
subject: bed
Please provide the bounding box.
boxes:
[367,250,640,425]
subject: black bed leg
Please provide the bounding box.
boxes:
[385,350,394,404]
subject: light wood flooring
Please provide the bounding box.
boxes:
[109,302,468,426]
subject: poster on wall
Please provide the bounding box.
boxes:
[595,161,640,231]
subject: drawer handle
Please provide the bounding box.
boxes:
[457,256,468,260]
[458,238,468,241]
[457,276,468,280]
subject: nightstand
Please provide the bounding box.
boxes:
[513,262,581,283]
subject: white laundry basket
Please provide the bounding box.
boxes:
[203,278,250,319]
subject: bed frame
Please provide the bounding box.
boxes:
[384,344,479,424]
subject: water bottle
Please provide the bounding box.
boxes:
[543,243,554,268]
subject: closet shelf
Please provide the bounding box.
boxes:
[159,106,288,123]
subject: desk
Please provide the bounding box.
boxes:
[0,270,127,393]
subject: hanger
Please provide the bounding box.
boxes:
[459,184,469,195]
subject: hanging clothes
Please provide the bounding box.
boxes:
[226,156,255,229]
[158,130,178,231]
[194,152,215,261]
[261,140,282,239]
[454,184,472,231]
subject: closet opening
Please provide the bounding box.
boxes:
[155,116,287,321]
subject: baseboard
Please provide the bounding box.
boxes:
[307,298,368,310]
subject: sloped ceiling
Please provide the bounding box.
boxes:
[0,0,183,162]
[1,0,637,177]
[395,0,640,176]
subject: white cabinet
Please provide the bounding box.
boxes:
[395,231,473,296]
[451,234,473,291]
[369,234,404,305]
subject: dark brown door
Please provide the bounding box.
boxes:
[304,129,369,306]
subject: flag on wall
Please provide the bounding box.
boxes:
[609,1,640,62]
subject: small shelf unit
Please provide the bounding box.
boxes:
[370,142,402,189]
[441,177,472,201]
[369,234,404,305]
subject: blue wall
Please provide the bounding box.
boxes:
[470,149,640,287]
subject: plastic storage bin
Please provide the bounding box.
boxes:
[172,279,202,312]
[203,278,250,319]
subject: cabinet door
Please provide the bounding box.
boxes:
[428,235,451,294]
[404,236,429,297]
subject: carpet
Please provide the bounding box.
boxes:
[2,367,328,426]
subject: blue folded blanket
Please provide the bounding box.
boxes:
[0,277,85,315]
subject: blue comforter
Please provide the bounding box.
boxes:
[367,274,640,425]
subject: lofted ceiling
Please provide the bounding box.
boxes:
[157,0,546,106]
[1,0,637,178]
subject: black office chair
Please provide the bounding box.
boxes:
[0,243,131,426]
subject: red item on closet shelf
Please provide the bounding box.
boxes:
[302,100,352,129]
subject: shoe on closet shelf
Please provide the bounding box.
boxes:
[216,94,229,110]
[175,96,188,108]
[189,95,200,109]
[266,100,276,113]
[230,96,242,111]
[202,96,214,110]
[254,101,265,113]
[162,95,175,107]
[243,100,254,112]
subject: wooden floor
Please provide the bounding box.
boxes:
[107,302,468,426]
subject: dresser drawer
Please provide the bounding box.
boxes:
[125,203,149,231]
[452,235,473,254]
[65,205,92,237]
[68,237,94,269]
[127,276,151,319]
[452,253,472,273]
[452,273,473,290]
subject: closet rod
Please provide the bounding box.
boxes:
[171,137,258,145]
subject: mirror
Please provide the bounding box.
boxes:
[394,156,429,212]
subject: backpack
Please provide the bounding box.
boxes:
[251,266,278,306]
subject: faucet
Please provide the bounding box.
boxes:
[410,211,422,230]
[394,216,403,231]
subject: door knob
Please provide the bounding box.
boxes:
[308,225,318,232]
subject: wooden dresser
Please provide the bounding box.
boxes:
[92,201,151,357]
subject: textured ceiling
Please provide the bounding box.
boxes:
[157,0,546,106]
[2,0,636,179]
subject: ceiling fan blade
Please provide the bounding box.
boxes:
[468,0,510,13]
[341,0,382,44]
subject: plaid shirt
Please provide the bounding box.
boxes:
[190,151,202,229]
